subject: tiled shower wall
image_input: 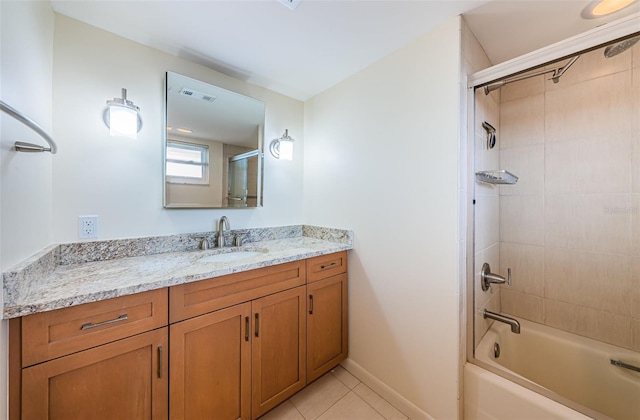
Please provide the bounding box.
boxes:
[498,41,640,351]
[473,72,501,347]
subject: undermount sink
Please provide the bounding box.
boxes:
[197,248,268,263]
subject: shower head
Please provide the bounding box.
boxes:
[604,35,640,58]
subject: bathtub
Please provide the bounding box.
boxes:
[472,316,640,419]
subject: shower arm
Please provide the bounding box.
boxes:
[483,55,580,94]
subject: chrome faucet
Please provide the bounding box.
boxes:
[481,263,511,291]
[483,309,521,334]
[217,216,230,247]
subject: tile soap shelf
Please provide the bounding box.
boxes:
[475,170,518,185]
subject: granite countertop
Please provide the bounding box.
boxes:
[3,225,353,319]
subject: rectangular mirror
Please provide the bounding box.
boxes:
[164,71,265,208]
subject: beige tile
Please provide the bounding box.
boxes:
[475,290,501,347]
[545,72,634,143]
[353,384,408,420]
[499,243,544,296]
[500,289,543,323]
[632,195,640,255]
[260,401,305,420]
[500,93,544,149]
[317,392,385,420]
[632,318,640,352]
[498,144,544,196]
[500,71,545,103]
[499,195,544,245]
[633,68,640,133]
[632,39,640,69]
[545,137,631,194]
[475,195,499,251]
[544,194,631,255]
[545,248,633,316]
[475,244,500,310]
[331,366,359,390]
[290,373,349,420]
[544,46,631,92]
[634,131,640,192]
[475,88,499,139]
[632,258,640,319]
[475,131,500,192]
[544,299,632,349]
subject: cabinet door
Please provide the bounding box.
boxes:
[307,273,348,383]
[170,302,251,420]
[22,327,168,420]
[251,286,306,419]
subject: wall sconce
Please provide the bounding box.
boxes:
[103,88,142,139]
[269,129,295,160]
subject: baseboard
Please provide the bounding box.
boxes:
[340,358,434,420]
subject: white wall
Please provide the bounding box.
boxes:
[303,17,462,419]
[52,15,304,243]
[0,1,55,417]
[0,1,54,271]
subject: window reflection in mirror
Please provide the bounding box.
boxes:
[164,72,265,208]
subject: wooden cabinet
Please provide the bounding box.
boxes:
[21,288,168,367]
[22,327,168,420]
[15,290,169,420]
[12,252,347,420]
[306,252,348,383]
[170,261,306,420]
[170,303,251,420]
[251,286,306,418]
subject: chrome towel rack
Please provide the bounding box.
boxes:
[0,100,57,154]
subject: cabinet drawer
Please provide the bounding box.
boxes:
[306,251,347,283]
[170,260,306,323]
[22,288,168,367]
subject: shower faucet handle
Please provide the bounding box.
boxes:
[481,263,511,291]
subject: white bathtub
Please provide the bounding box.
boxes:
[472,316,640,419]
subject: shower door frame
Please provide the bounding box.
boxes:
[464,12,640,419]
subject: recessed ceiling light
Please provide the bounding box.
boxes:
[177,128,193,134]
[582,0,638,18]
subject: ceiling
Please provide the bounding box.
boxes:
[51,0,640,101]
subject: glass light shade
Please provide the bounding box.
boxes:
[278,138,294,161]
[582,0,637,17]
[592,0,636,15]
[109,105,138,139]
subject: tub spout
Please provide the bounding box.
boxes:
[483,309,521,334]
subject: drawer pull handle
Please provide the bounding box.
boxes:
[157,346,163,379]
[245,316,250,342]
[309,295,314,315]
[80,314,128,330]
[255,313,260,338]
[320,262,337,269]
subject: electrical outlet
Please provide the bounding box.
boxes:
[78,216,99,239]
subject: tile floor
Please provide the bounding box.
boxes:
[260,366,410,420]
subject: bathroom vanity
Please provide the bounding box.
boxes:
[5,226,351,420]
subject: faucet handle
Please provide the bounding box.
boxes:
[191,236,210,250]
[234,234,245,247]
[481,263,511,291]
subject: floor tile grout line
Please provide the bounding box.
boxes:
[349,389,394,420]
[307,389,354,420]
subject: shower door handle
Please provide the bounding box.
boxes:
[481,263,511,291]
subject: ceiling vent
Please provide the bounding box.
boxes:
[179,87,216,103]
[278,0,302,11]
